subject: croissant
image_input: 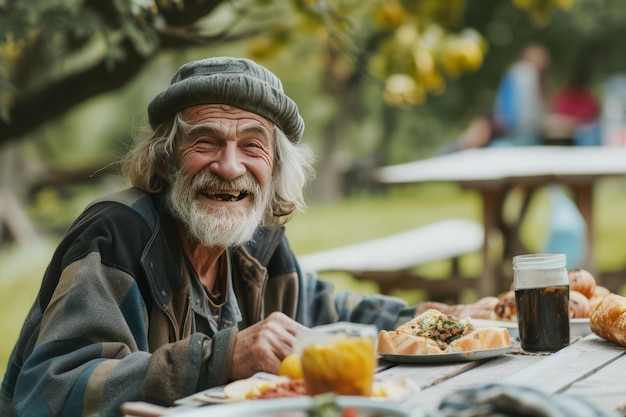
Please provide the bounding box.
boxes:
[590,293,626,347]
[568,269,596,299]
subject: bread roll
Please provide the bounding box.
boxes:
[588,285,611,309]
[494,290,517,321]
[568,269,596,299]
[470,296,500,319]
[569,290,591,318]
[590,293,626,347]
[593,285,611,298]
[415,301,455,316]
[377,330,442,355]
[415,297,499,320]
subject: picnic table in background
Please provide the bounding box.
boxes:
[297,219,483,301]
[375,146,626,297]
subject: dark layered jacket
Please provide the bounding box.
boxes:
[0,188,412,417]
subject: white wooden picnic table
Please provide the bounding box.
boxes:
[127,333,626,416]
[374,146,626,297]
[297,219,483,300]
[377,333,626,414]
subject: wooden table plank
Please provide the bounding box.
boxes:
[564,352,626,411]
[396,354,544,412]
[501,335,625,394]
[375,361,481,390]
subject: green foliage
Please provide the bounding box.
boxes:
[2,0,626,163]
[0,0,162,122]
[512,0,573,26]
[0,0,556,121]
[1,0,96,46]
[0,240,55,377]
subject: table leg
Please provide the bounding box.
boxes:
[571,182,595,274]
[499,185,535,275]
[479,188,507,297]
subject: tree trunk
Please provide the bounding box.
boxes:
[311,117,345,201]
[0,144,39,246]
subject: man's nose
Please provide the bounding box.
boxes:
[209,145,246,180]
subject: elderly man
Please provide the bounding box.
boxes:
[0,57,413,417]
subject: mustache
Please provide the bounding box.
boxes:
[188,170,261,195]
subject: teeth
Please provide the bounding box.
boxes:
[204,190,248,201]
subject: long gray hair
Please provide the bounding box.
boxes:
[121,113,316,226]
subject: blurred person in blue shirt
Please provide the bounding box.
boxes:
[493,44,551,146]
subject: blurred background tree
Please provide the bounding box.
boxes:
[1,0,626,246]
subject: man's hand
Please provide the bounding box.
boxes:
[230,311,308,381]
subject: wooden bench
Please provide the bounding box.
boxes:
[297,219,484,302]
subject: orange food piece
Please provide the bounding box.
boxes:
[301,336,376,396]
[278,354,304,380]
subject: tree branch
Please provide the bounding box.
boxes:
[156,0,223,26]
[0,0,227,145]
[0,39,149,144]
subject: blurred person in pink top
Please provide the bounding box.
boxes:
[544,52,600,146]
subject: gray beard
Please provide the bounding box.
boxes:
[165,170,270,247]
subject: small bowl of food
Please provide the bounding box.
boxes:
[295,322,378,397]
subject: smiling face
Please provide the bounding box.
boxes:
[165,104,276,247]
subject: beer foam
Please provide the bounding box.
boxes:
[514,268,568,289]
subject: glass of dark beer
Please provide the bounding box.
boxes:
[513,253,570,353]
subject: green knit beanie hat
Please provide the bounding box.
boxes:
[148,57,304,143]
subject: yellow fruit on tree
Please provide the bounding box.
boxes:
[373,0,406,29]
[384,74,425,107]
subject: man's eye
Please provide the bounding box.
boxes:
[194,139,217,148]
[244,139,270,150]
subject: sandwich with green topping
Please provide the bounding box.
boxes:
[377,309,511,355]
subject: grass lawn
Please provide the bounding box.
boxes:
[2,179,626,376]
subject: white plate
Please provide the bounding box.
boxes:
[167,396,425,417]
[175,373,283,406]
[570,318,592,337]
[177,377,418,407]
[471,318,591,341]
[378,345,513,364]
